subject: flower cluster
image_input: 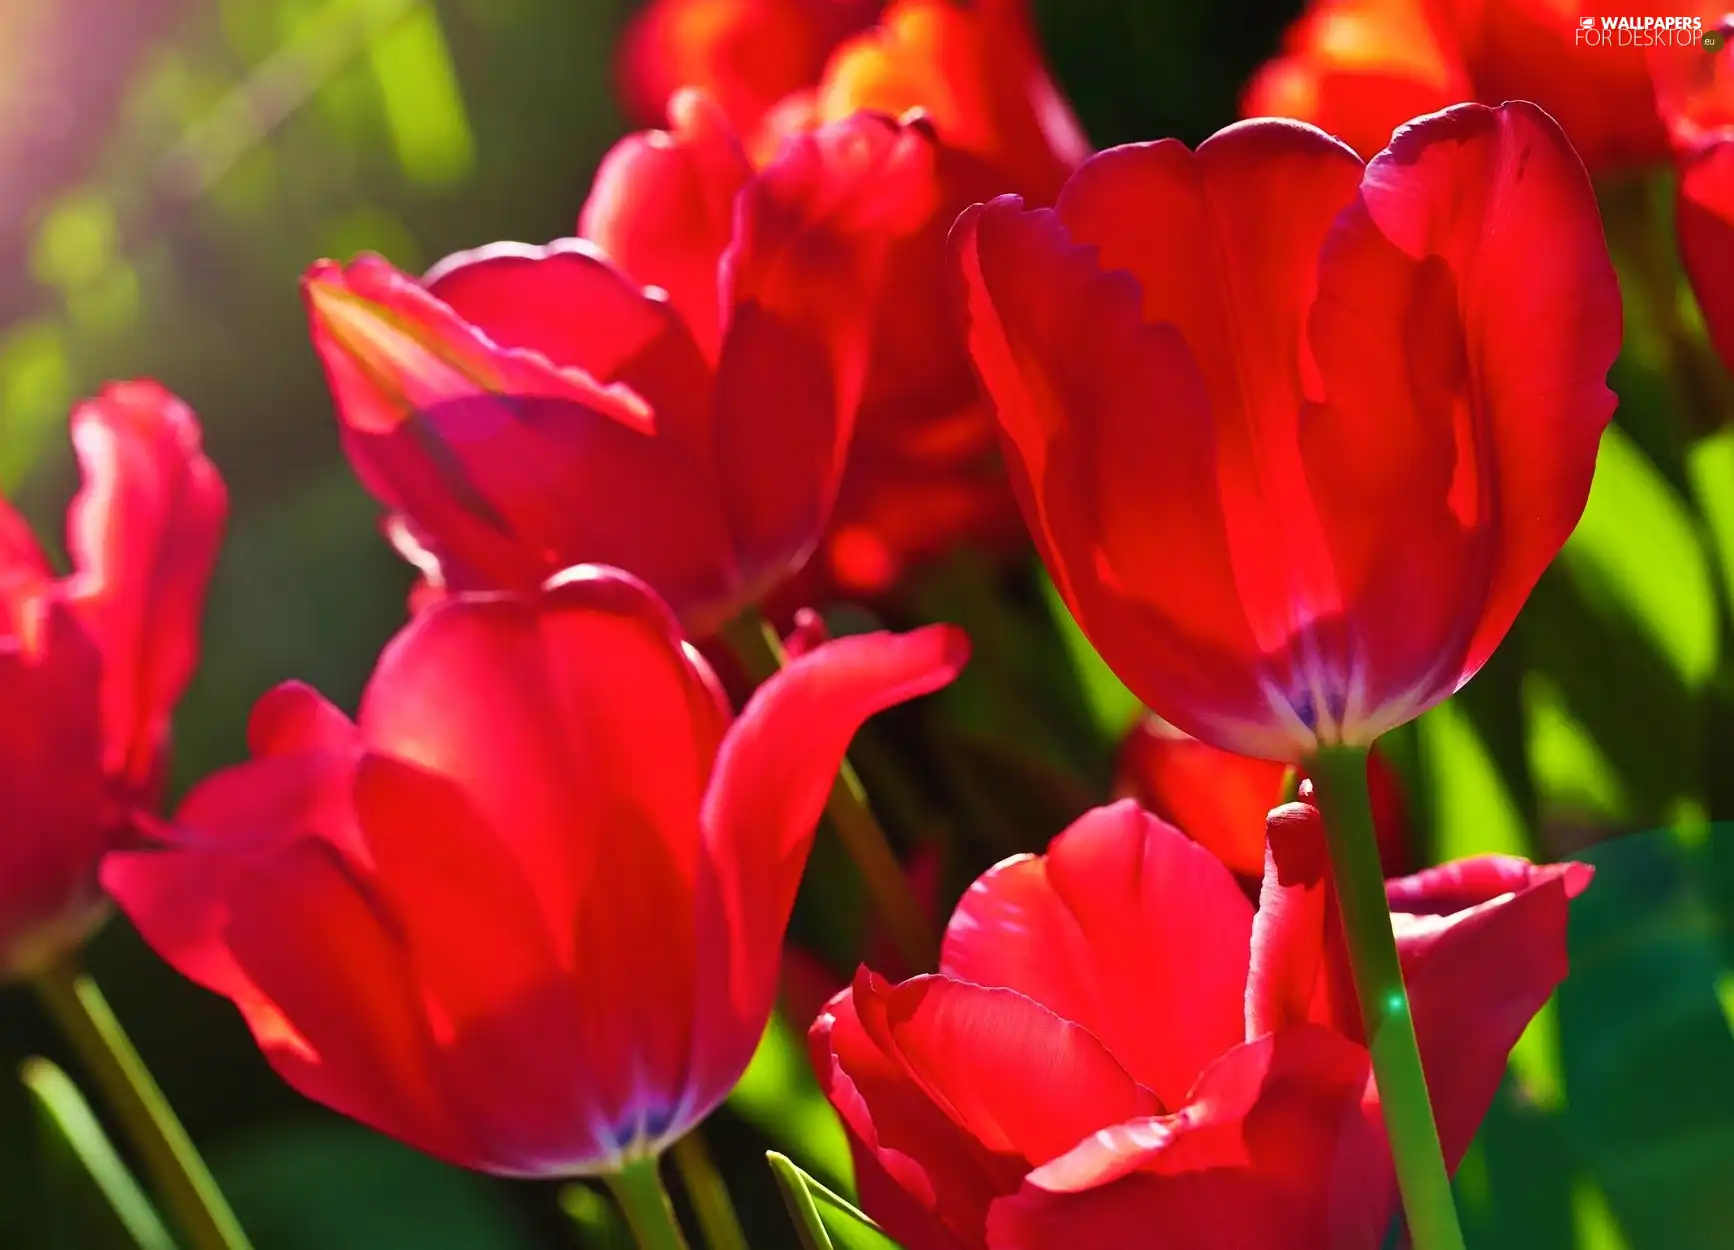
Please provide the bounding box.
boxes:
[9,0,1709,1247]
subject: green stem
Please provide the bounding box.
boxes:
[670,1133,749,1250]
[603,1156,693,1250]
[1307,746,1466,1250]
[718,610,938,972]
[32,955,253,1250]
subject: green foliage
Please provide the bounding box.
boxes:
[21,1059,177,1250]
[767,1154,902,1250]
[208,1119,539,1250]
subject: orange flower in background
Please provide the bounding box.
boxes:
[0,382,225,974]
[1244,0,1721,171]
[1115,717,1410,880]
[616,0,882,137]
[306,101,936,636]
[953,104,1621,762]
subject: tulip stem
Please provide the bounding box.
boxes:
[1307,746,1465,1250]
[671,1133,749,1250]
[719,610,938,972]
[604,1156,693,1250]
[32,954,253,1250]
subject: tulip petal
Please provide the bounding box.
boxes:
[0,496,50,597]
[1239,0,1467,162]
[221,837,476,1167]
[0,599,111,970]
[855,975,1161,1211]
[696,623,966,1094]
[305,255,638,437]
[1386,855,1591,1166]
[359,568,727,983]
[952,196,1291,758]
[1311,102,1620,720]
[1053,124,1365,696]
[352,753,626,1174]
[306,255,747,616]
[423,238,716,456]
[988,1025,1388,1250]
[63,381,226,789]
[1246,802,1357,1040]
[246,680,359,758]
[1677,139,1734,374]
[815,0,1087,202]
[1114,718,1289,878]
[812,978,1014,1249]
[709,111,937,597]
[101,693,366,1021]
[580,90,752,362]
[942,801,1252,1106]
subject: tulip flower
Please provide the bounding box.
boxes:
[1242,0,1718,172]
[1675,141,1734,373]
[103,566,967,1179]
[1653,15,1734,374]
[0,381,225,976]
[619,0,1086,599]
[811,799,1590,1250]
[952,102,1621,764]
[1115,717,1409,879]
[305,98,936,637]
[783,0,1091,597]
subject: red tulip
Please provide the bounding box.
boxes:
[1653,14,1734,373]
[788,0,1091,597]
[952,103,1622,762]
[811,799,1590,1249]
[1241,0,1712,171]
[103,567,966,1175]
[1676,140,1734,373]
[1115,716,1409,879]
[304,98,936,636]
[620,0,1085,599]
[0,381,225,974]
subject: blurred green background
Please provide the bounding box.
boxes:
[2,0,1734,1247]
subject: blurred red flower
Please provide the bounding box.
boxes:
[811,799,1589,1249]
[304,100,936,636]
[1676,141,1734,372]
[1114,716,1409,879]
[103,567,966,1176]
[616,0,883,138]
[0,382,225,974]
[783,0,1091,598]
[1653,14,1734,373]
[952,103,1621,762]
[1242,0,1723,171]
[620,0,1089,600]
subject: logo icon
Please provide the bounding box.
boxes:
[1579,15,1595,27]
[1706,27,1726,49]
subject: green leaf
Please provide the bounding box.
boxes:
[208,1117,538,1250]
[1557,422,1718,691]
[1558,824,1734,1248]
[1038,570,1142,740]
[728,1016,852,1191]
[767,1153,902,1250]
[22,1058,177,1250]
